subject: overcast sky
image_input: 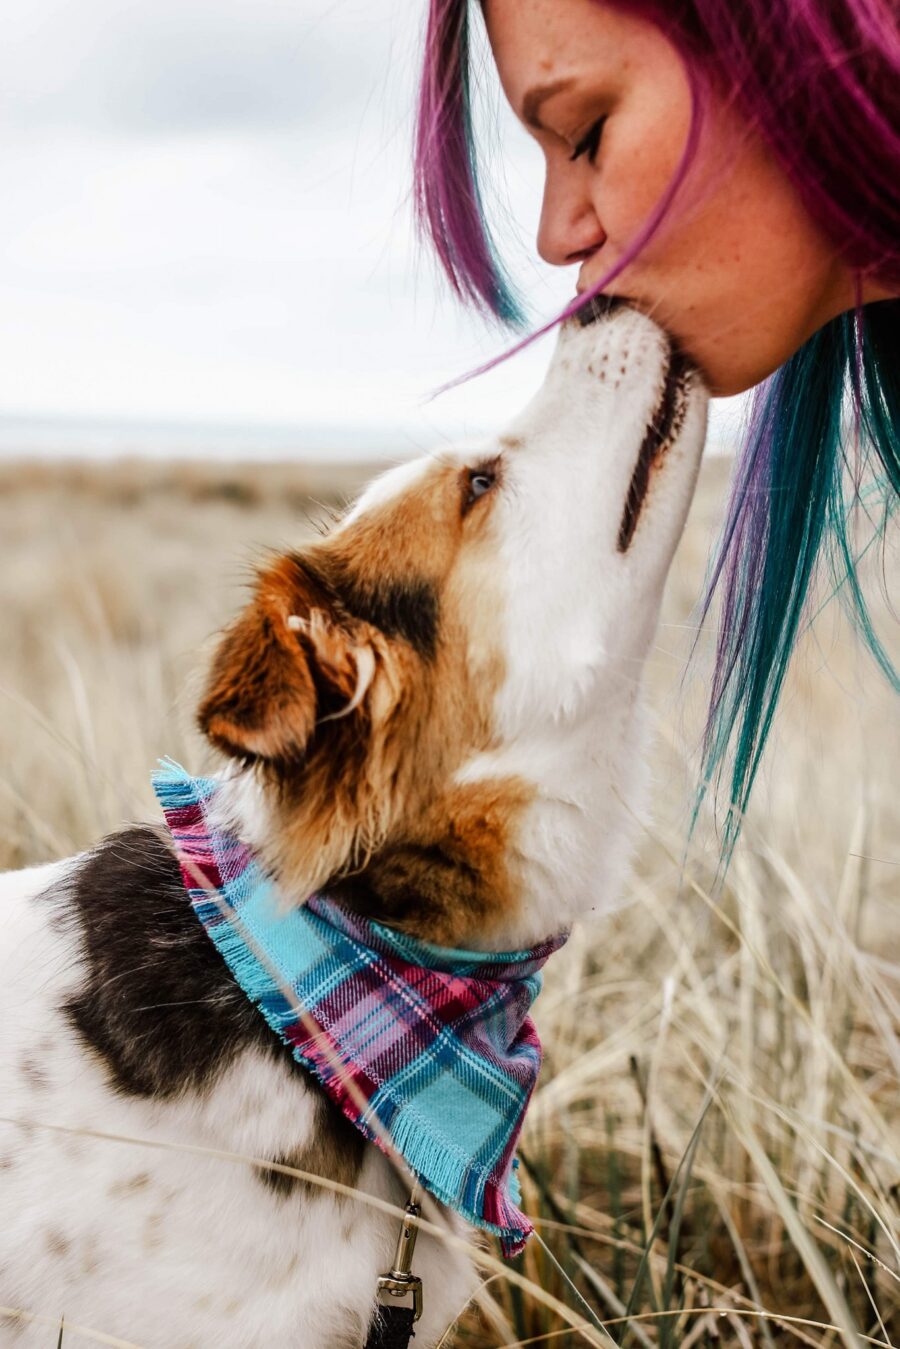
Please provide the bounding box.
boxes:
[0,0,744,456]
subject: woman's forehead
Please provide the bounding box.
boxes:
[482,1,658,109]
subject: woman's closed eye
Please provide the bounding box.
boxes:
[570,116,607,165]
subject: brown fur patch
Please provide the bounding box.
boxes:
[18,1057,48,1091]
[197,557,350,761]
[333,776,536,946]
[255,1094,364,1200]
[44,1230,71,1257]
[109,1171,151,1198]
[199,450,537,943]
[325,461,464,589]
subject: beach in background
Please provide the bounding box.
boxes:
[1,451,897,1346]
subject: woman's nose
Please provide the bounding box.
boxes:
[536,162,606,267]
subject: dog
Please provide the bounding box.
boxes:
[0,299,708,1348]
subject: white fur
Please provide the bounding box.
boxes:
[455,309,707,946]
[0,309,707,1347]
[0,864,471,1348]
[341,453,435,526]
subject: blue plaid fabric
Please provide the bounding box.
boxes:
[152,759,568,1255]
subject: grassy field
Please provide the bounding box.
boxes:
[0,455,897,1347]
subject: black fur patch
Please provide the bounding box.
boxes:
[304,556,439,660]
[617,349,691,553]
[340,575,438,659]
[330,842,486,945]
[575,294,629,325]
[57,826,301,1098]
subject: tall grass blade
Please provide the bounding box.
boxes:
[733,1115,865,1348]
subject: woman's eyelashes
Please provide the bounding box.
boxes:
[569,116,607,165]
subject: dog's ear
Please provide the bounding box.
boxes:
[197,555,375,763]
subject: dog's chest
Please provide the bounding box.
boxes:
[0,856,473,1348]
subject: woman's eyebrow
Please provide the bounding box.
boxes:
[521,77,576,130]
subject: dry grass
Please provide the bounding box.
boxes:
[1,455,897,1348]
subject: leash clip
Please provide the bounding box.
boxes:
[376,1202,423,1323]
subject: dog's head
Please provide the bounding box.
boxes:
[198,303,708,947]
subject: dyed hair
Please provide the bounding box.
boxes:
[414,0,900,852]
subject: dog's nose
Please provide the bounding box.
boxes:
[574,294,631,327]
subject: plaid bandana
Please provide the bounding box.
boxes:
[152,759,567,1256]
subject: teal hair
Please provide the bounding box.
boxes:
[697,298,899,858]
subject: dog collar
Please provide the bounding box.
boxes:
[152,758,567,1257]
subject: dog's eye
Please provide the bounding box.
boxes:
[463,466,496,513]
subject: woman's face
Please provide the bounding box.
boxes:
[483,0,888,395]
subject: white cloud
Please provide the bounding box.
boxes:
[0,0,743,455]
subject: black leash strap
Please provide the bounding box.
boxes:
[364,1303,417,1349]
[363,1198,422,1349]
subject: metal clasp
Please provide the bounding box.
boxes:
[376,1202,423,1323]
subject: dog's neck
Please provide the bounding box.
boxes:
[208,676,648,953]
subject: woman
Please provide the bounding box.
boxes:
[414,0,899,850]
